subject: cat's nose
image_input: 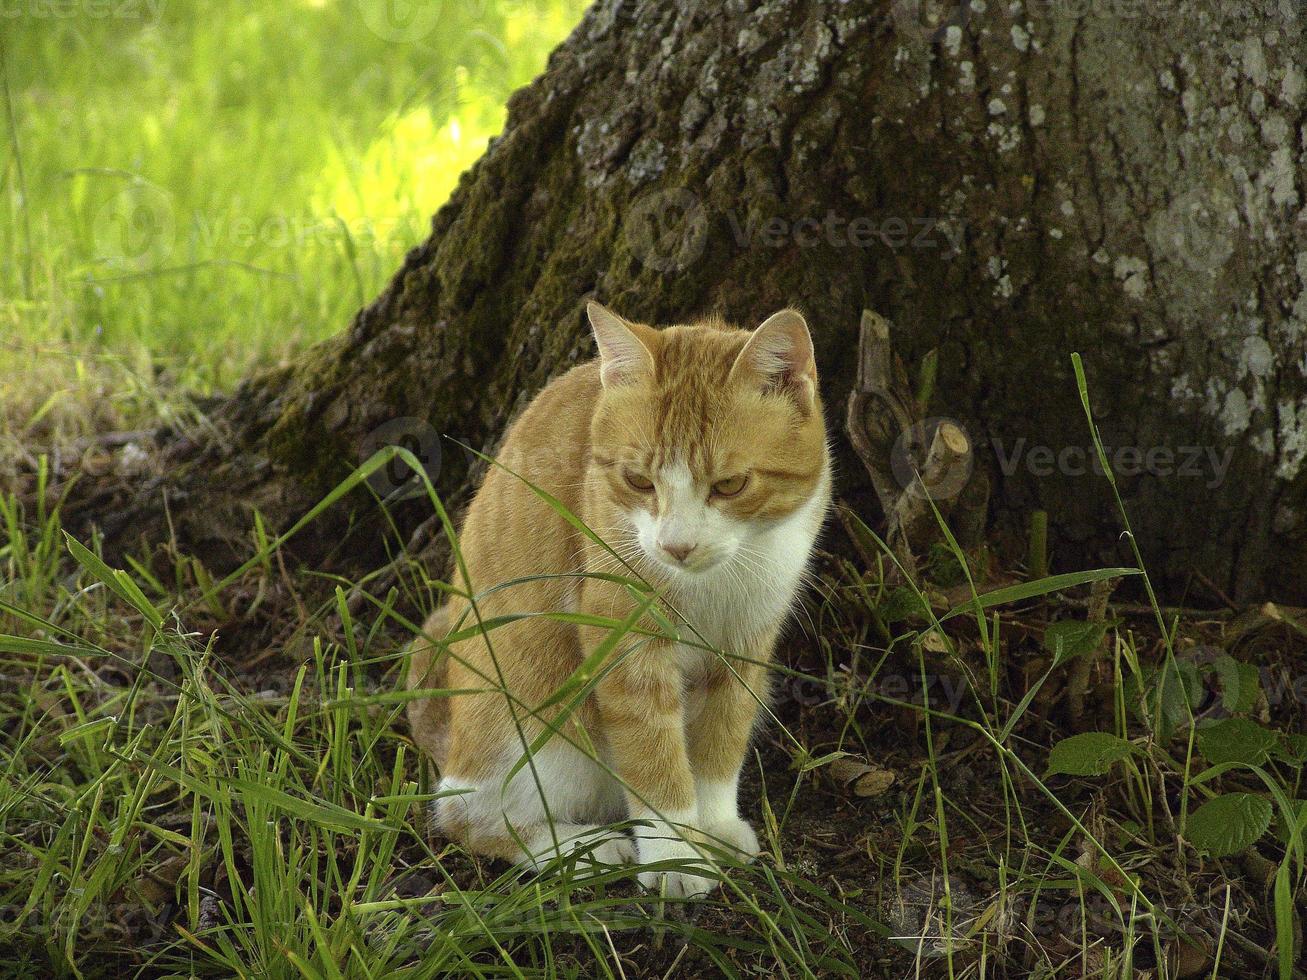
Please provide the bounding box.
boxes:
[659,540,697,563]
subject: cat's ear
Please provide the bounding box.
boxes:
[730,309,817,411]
[587,301,654,388]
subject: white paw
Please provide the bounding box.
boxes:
[699,817,760,860]
[639,866,715,898]
[636,835,715,897]
[526,826,635,870]
[586,834,637,866]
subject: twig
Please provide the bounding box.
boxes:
[1028,510,1048,580]
[1066,576,1119,730]
[893,420,970,553]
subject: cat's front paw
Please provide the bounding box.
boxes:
[699,816,760,861]
[636,836,715,898]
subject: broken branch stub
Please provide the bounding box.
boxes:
[893,420,971,550]
[845,309,917,524]
[844,309,987,566]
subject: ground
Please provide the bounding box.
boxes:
[1,468,1303,976]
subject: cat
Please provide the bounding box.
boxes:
[406,301,831,897]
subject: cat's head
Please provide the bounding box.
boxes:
[586,301,829,579]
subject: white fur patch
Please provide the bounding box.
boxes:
[434,739,625,851]
[695,777,739,826]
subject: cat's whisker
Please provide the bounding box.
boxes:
[728,546,825,637]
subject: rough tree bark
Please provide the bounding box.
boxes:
[67,0,1307,603]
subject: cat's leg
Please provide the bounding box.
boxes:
[683,657,769,861]
[433,739,634,869]
[594,643,716,898]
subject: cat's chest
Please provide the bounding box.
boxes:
[671,556,802,651]
[667,490,824,655]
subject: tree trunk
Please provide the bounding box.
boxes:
[65,0,1307,604]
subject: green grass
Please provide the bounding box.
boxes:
[1,435,1303,977]
[0,451,888,977]
[0,0,585,445]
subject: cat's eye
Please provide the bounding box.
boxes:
[624,470,655,492]
[712,474,749,497]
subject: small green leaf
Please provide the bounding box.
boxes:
[1043,620,1108,666]
[1140,660,1202,742]
[1213,657,1261,714]
[1046,732,1136,777]
[1273,800,1307,854]
[1186,793,1273,857]
[1196,718,1278,767]
[1275,733,1307,765]
[57,717,116,747]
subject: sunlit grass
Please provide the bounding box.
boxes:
[0,0,586,445]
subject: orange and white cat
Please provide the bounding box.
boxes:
[407,301,831,896]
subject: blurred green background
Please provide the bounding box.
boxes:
[0,0,586,443]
